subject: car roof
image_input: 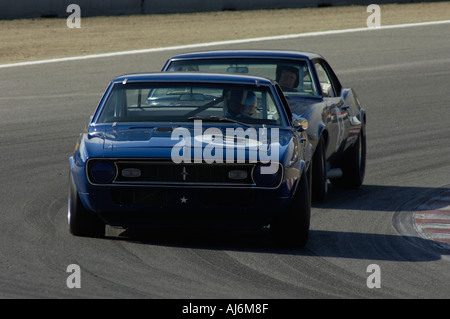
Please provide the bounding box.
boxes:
[166,50,323,61]
[113,72,275,86]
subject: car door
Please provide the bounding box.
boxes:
[313,59,350,163]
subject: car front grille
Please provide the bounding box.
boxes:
[113,160,255,186]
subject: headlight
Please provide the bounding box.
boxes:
[252,164,282,187]
[89,160,116,184]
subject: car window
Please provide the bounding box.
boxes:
[96,82,285,127]
[314,61,336,97]
[167,59,318,97]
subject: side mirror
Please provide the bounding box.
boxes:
[293,117,308,132]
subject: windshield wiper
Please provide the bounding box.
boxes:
[187,116,254,128]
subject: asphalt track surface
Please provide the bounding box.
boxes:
[0,22,449,299]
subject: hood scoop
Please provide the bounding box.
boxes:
[104,126,179,149]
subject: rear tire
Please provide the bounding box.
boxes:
[271,167,311,248]
[68,172,105,238]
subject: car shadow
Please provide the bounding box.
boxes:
[314,183,450,213]
[104,183,450,262]
[107,226,448,262]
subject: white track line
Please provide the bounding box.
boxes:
[1,19,449,69]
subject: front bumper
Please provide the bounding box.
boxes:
[79,184,292,229]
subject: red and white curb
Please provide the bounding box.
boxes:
[414,190,450,245]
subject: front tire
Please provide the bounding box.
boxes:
[68,173,105,237]
[312,135,327,202]
[331,128,366,189]
[270,167,311,248]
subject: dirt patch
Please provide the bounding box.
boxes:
[0,2,449,64]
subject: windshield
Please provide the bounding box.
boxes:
[167,58,318,96]
[95,82,285,127]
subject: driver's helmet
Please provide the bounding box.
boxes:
[227,89,256,116]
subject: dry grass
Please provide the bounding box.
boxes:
[0,2,449,64]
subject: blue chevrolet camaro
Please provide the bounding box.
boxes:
[68,72,312,247]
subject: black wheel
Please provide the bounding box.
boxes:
[312,135,328,202]
[331,128,366,189]
[270,167,311,248]
[68,172,105,237]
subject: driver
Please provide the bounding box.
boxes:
[276,65,299,91]
[226,90,257,118]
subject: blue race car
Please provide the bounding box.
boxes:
[68,72,312,247]
[162,50,367,202]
